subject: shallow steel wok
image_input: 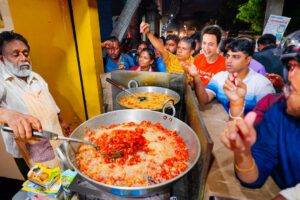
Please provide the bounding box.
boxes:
[65,108,201,197]
[114,79,181,111]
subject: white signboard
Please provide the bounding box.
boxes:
[263,15,291,44]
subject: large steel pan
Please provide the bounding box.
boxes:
[65,109,201,197]
[115,79,181,111]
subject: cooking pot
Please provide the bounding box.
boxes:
[115,79,181,111]
[65,105,201,197]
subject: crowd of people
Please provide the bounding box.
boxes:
[0,21,299,199]
[100,23,300,199]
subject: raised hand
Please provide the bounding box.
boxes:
[182,62,199,77]
[220,112,257,153]
[223,73,247,103]
[140,22,150,34]
[102,40,112,49]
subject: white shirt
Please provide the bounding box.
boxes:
[280,183,300,200]
[206,68,276,113]
[0,65,59,157]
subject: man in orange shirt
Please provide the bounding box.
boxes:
[194,25,226,86]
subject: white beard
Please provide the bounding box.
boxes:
[4,58,32,77]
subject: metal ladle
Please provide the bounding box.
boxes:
[2,126,125,159]
[106,78,146,101]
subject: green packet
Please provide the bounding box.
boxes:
[61,169,77,188]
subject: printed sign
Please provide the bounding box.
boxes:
[263,15,291,44]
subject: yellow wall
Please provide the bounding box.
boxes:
[71,0,104,118]
[8,0,86,122]
[0,0,103,179]
[7,0,103,121]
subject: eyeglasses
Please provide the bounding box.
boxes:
[286,61,300,71]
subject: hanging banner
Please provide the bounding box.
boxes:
[263,15,291,44]
[0,0,14,32]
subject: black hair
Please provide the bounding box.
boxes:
[160,36,166,45]
[257,34,276,46]
[191,32,201,42]
[227,39,254,56]
[166,34,179,44]
[202,25,222,44]
[0,31,30,55]
[138,41,148,48]
[108,36,120,46]
[219,37,235,55]
[179,37,196,51]
[139,47,156,69]
[140,48,155,61]
[281,46,300,66]
[236,35,255,51]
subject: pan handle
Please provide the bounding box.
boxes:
[127,79,139,88]
[106,78,127,91]
[162,99,176,117]
[106,78,138,97]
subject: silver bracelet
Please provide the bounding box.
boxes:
[229,104,245,119]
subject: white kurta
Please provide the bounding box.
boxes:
[0,66,60,159]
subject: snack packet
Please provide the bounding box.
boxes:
[27,163,61,190]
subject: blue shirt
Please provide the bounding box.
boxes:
[105,54,135,73]
[239,102,300,189]
[156,56,166,72]
[206,69,275,113]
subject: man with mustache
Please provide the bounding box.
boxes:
[186,39,275,117]
[0,31,63,178]
[102,36,135,72]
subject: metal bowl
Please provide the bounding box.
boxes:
[65,109,201,197]
[115,80,180,111]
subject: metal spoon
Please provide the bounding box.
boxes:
[106,78,146,101]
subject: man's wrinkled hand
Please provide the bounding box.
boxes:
[4,110,42,139]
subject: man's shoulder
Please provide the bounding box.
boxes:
[213,70,228,79]
[217,54,225,62]
[264,101,286,121]
[194,53,205,64]
[30,71,47,83]
[194,53,205,60]
[248,69,271,84]
[167,51,176,59]
[207,71,228,87]
[122,53,133,60]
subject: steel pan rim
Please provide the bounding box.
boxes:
[66,109,200,193]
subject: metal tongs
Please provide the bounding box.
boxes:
[106,78,146,101]
[1,126,98,150]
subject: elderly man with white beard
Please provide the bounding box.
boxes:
[0,31,64,178]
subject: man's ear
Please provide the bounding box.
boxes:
[246,56,252,65]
